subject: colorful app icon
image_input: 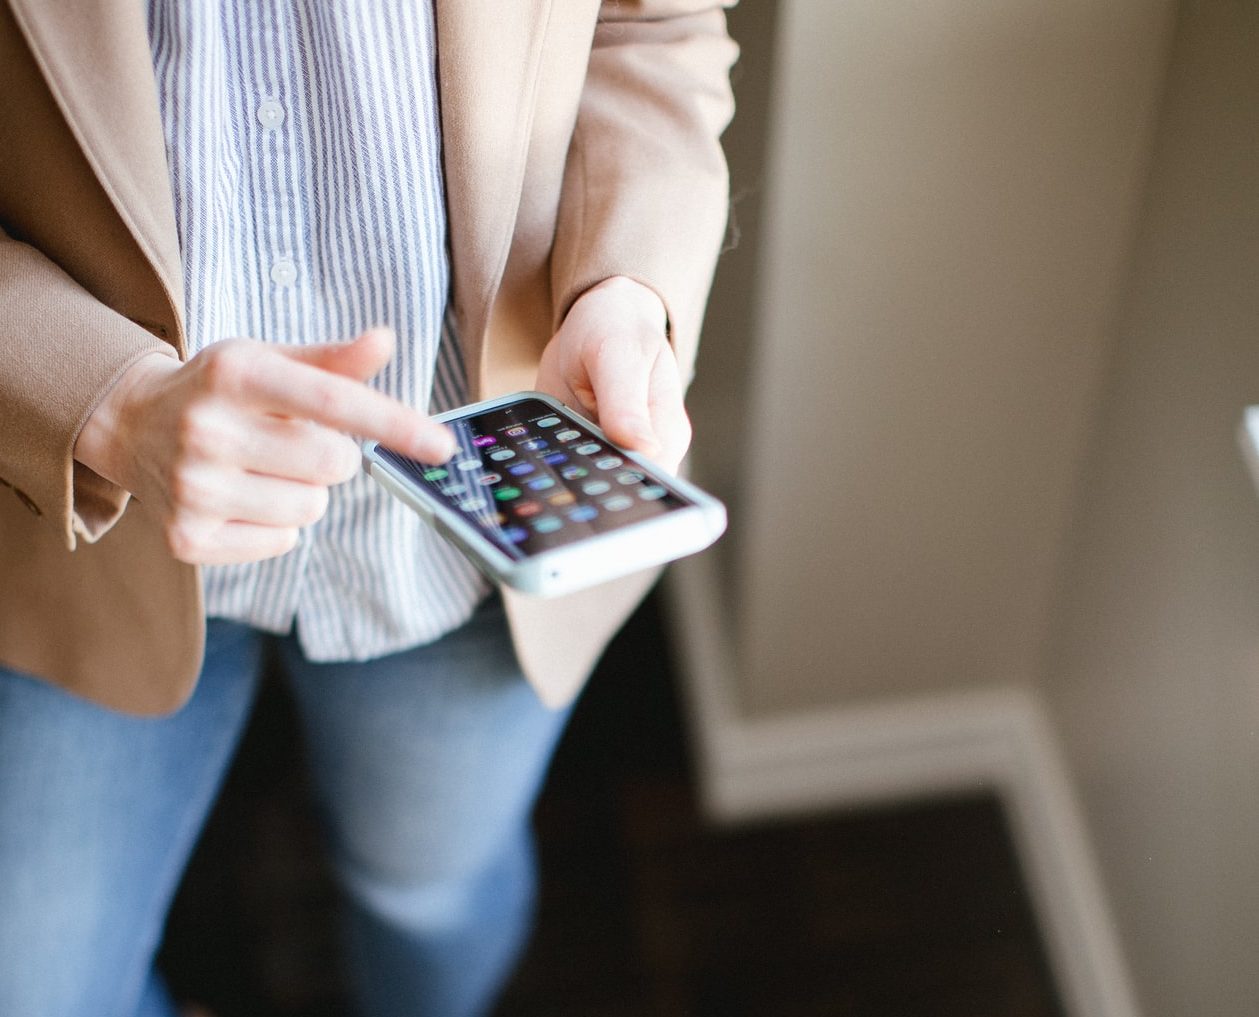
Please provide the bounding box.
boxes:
[574,443,601,456]
[456,459,482,472]
[489,449,516,461]
[505,425,528,437]
[581,480,611,496]
[603,495,633,512]
[639,485,668,501]
[422,467,448,482]
[508,462,535,477]
[494,511,509,525]
[527,476,557,491]
[493,486,522,501]
[536,416,562,428]
[477,472,502,486]
[438,483,466,497]
[501,526,529,543]
[541,452,568,466]
[595,456,623,471]
[532,516,563,534]
[560,465,588,480]
[514,501,542,518]
[567,505,598,523]
[457,497,484,512]
[555,429,581,442]
[617,470,645,485]
[521,438,548,452]
[472,435,497,447]
[548,491,577,507]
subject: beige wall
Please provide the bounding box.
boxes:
[1043,1,1259,1012]
[698,0,1174,715]
[682,0,1259,1012]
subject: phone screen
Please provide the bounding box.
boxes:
[376,396,690,560]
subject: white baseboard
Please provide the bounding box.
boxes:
[663,554,1143,1017]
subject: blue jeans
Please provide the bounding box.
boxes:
[0,597,572,1017]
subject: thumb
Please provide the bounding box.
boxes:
[276,326,396,382]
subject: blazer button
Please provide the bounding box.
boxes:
[14,489,41,517]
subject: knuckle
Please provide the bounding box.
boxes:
[306,382,340,425]
[273,529,301,557]
[173,406,215,460]
[313,436,360,484]
[167,464,203,509]
[199,341,249,393]
[301,486,330,525]
[165,515,207,562]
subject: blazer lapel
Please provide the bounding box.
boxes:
[9,0,557,364]
[6,0,184,336]
[434,0,553,394]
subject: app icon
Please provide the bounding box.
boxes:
[582,480,611,496]
[521,438,548,452]
[456,459,482,472]
[560,465,588,480]
[532,516,563,534]
[494,487,522,501]
[527,476,557,491]
[555,429,581,442]
[505,425,528,437]
[639,485,668,500]
[541,452,568,466]
[514,501,542,518]
[494,511,509,525]
[501,526,529,543]
[422,467,448,482]
[508,462,535,477]
[567,505,598,523]
[574,443,601,456]
[548,491,576,507]
[603,495,633,512]
[489,449,516,461]
[595,456,623,471]
[477,472,502,486]
[438,483,466,497]
[457,497,484,512]
[536,416,562,428]
[472,435,497,448]
[618,471,645,485]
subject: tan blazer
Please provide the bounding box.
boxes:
[0,0,736,715]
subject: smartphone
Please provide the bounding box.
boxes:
[362,391,727,597]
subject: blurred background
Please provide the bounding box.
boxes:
[164,0,1259,1014]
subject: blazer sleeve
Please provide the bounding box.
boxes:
[0,224,175,549]
[550,0,739,385]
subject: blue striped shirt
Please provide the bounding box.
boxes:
[146,0,489,660]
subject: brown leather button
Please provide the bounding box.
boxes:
[14,489,41,516]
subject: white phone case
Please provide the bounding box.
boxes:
[362,392,726,597]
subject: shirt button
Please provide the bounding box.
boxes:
[270,259,298,287]
[256,100,286,131]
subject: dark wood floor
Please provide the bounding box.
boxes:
[161,593,1063,1017]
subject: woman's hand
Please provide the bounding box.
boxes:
[536,276,692,473]
[74,327,454,565]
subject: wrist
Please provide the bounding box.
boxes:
[74,351,177,488]
[576,276,668,335]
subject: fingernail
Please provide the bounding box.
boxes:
[429,426,456,463]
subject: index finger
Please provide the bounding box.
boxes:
[244,348,455,462]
